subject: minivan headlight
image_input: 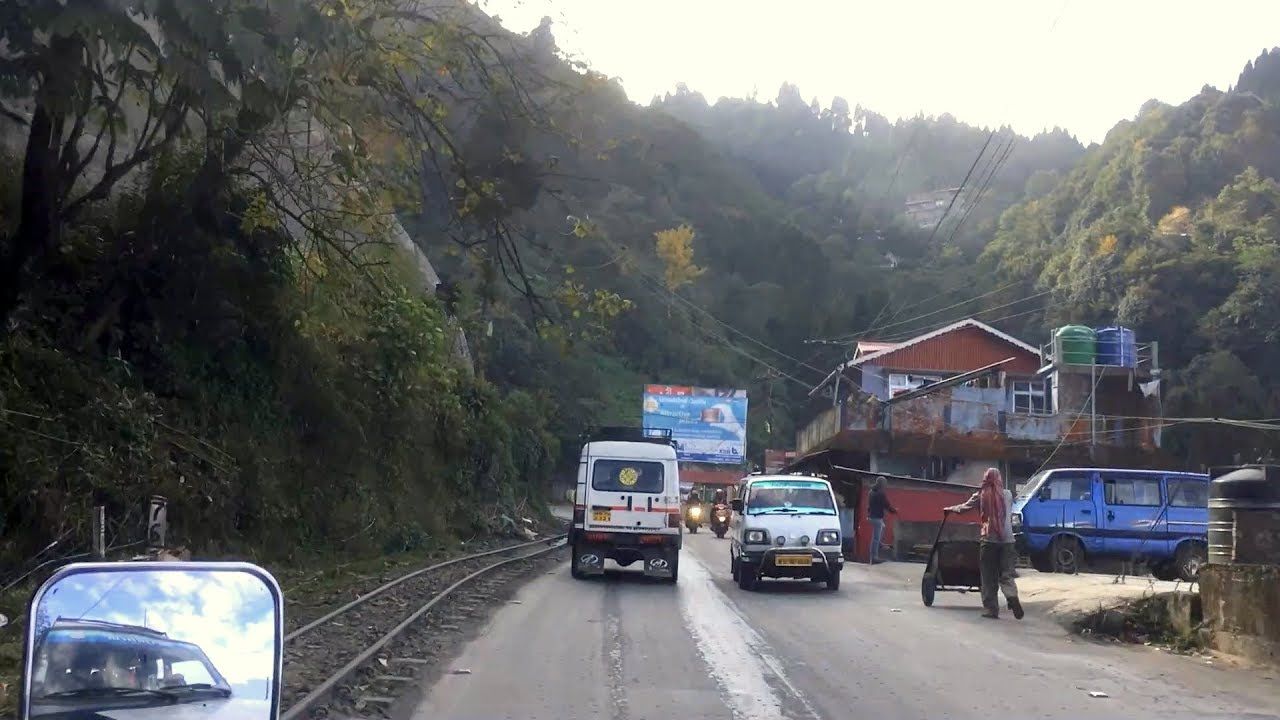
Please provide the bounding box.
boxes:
[816,529,840,545]
[745,529,769,544]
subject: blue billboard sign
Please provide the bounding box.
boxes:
[642,385,748,465]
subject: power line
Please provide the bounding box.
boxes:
[922,130,996,250]
[592,232,828,381]
[945,136,1016,247]
[629,274,816,391]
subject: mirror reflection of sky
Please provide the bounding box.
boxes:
[37,570,275,692]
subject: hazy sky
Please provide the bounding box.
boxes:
[479,0,1280,144]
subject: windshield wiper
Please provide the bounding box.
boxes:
[159,683,231,698]
[41,687,175,702]
[797,510,837,515]
[750,508,799,514]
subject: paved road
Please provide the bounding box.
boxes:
[414,532,1279,720]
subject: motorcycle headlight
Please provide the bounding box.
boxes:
[690,507,702,517]
[745,529,768,544]
[816,529,840,545]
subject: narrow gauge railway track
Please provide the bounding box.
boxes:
[281,535,567,718]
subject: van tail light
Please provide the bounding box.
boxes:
[667,512,681,528]
[573,506,585,524]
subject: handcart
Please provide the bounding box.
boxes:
[921,510,982,606]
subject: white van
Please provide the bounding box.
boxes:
[569,428,683,583]
[730,474,844,591]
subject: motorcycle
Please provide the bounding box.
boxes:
[685,503,703,533]
[709,503,731,538]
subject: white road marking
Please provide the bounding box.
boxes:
[678,551,821,720]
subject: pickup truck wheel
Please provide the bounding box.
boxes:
[731,554,740,582]
[1150,560,1179,582]
[825,568,841,591]
[1051,535,1082,574]
[1030,552,1054,573]
[737,563,758,591]
[1176,542,1206,582]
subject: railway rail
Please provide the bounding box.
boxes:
[280,534,567,718]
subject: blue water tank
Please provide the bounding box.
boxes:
[1094,326,1136,367]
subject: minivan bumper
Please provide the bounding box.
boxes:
[739,546,843,578]
[571,529,680,577]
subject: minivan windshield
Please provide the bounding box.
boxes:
[592,459,665,493]
[1016,471,1049,501]
[746,480,835,515]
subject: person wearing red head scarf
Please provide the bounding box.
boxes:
[945,467,1024,620]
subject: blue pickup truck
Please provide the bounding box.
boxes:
[1012,467,1209,581]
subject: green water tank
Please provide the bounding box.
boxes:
[1054,325,1096,365]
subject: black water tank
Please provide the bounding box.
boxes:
[1208,464,1280,565]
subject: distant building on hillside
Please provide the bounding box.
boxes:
[793,318,1167,489]
[904,188,964,229]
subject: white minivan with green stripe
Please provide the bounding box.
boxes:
[730,475,844,591]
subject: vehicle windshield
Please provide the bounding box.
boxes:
[1015,471,1050,501]
[32,625,231,707]
[746,481,836,515]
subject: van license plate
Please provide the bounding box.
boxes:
[775,555,812,567]
[592,509,611,522]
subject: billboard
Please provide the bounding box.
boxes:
[642,385,748,465]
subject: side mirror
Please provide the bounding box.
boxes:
[731,499,743,512]
[1037,486,1051,501]
[22,562,283,720]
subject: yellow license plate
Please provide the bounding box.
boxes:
[592,509,611,522]
[775,555,813,567]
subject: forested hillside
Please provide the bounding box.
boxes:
[2,0,1278,568]
[981,48,1280,464]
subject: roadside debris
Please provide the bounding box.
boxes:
[1088,691,1109,698]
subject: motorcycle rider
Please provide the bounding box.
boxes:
[709,488,731,537]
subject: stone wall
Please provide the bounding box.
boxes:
[1200,564,1280,666]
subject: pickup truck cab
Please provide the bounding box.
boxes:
[1012,467,1209,581]
[569,428,683,583]
[730,475,843,591]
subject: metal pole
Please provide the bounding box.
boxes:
[91,506,105,559]
[1090,361,1097,448]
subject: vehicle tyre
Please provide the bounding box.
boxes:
[1050,535,1083,574]
[570,542,586,580]
[826,568,841,591]
[1030,552,1054,573]
[731,554,740,582]
[921,573,936,606]
[737,562,758,591]
[1150,560,1179,582]
[667,551,680,585]
[1175,541,1207,582]
[715,528,726,539]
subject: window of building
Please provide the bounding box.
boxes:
[887,373,941,398]
[1011,380,1050,414]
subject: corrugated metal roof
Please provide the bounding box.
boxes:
[850,319,1040,374]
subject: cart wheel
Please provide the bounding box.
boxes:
[921,573,937,607]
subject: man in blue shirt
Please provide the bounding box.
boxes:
[867,476,898,563]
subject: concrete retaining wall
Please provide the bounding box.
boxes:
[1200,564,1280,666]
